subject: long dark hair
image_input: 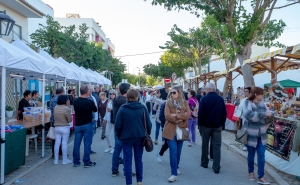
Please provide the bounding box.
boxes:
[247,87,264,101]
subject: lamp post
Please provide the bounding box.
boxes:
[0,10,15,36]
[133,67,140,86]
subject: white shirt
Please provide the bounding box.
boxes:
[90,95,98,120]
[103,100,112,122]
[146,94,153,102]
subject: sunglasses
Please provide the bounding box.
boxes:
[110,93,115,95]
[170,91,177,95]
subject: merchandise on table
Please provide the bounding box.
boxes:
[23,107,52,123]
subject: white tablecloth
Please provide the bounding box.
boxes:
[265,151,300,176]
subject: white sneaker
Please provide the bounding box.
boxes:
[177,169,181,175]
[53,160,58,165]
[168,175,177,182]
[157,153,162,163]
[242,147,248,151]
[110,149,114,154]
[188,143,192,147]
[104,148,113,153]
[62,159,72,165]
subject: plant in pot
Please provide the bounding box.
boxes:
[5,105,14,117]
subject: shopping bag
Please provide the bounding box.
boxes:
[176,126,189,141]
[47,127,56,140]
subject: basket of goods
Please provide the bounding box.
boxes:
[23,111,40,123]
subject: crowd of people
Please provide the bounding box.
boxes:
[15,82,275,185]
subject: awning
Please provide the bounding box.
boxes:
[264,79,300,88]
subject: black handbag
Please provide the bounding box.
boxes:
[143,110,153,152]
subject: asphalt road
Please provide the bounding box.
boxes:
[19,116,274,185]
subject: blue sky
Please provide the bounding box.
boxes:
[42,0,300,74]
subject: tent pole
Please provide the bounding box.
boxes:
[1,66,6,184]
[64,78,67,93]
[78,81,81,96]
[41,74,45,157]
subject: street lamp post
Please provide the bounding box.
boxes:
[0,10,15,36]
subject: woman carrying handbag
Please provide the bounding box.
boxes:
[162,86,190,182]
[115,89,152,185]
[243,87,272,184]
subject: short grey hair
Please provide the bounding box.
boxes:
[205,83,216,92]
[80,85,90,95]
[94,85,99,88]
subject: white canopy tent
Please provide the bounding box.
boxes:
[69,62,97,84]
[39,51,80,83]
[0,38,46,184]
[87,69,106,85]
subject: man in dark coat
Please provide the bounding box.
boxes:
[196,88,202,103]
[111,83,130,176]
[198,83,227,174]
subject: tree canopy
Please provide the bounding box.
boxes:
[30,15,125,86]
[147,0,298,86]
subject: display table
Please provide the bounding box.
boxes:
[0,128,26,175]
[265,116,300,176]
[225,103,237,130]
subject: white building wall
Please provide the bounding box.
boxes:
[27,1,54,43]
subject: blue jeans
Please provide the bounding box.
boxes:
[188,119,197,143]
[247,137,266,179]
[122,140,144,184]
[155,121,162,141]
[73,123,93,165]
[167,135,183,176]
[112,131,123,173]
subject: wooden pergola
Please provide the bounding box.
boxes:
[184,43,300,92]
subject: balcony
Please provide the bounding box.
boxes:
[0,0,50,18]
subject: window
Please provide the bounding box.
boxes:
[0,22,22,41]
[13,79,23,97]
[12,24,22,40]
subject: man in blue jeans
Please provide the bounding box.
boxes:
[111,83,130,176]
[73,85,97,168]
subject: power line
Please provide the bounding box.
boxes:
[115,51,165,58]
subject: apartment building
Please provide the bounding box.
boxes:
[55,14,115,56]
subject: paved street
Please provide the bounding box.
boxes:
[19,116,275,185]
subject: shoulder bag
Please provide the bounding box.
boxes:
[143,110,153,152]
[47,127,56,140]
[235,107,248,144]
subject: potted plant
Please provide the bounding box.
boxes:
[5,105,14,117]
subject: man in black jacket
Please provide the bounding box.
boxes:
[111,83,130,176]
[196,88,202,103]
[198,83,226,174]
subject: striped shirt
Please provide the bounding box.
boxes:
[243,100,268,148]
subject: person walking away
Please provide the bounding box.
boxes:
[67,89,74,106]
[16,90,31,120]
[142,90,146,103]
[187,90,198,147]
[198,83,226,174]
[103,89,117,154]
[162,86,190,182]
[88,87,98,154]
[73,85,97,168]
[111,83,130,176]
[157,92,171,163]
[237,87,251,151]
[196,88,202,103]
[49,88,64,158]
[153,89,167,145]
[243,87,272,184]
[53,95,72,165]
[29,90,39,107]
[115,89,151,185]
[98,92,108,140]
[145,91,153,114]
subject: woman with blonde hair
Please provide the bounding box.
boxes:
[162,85,190,182]
[103,89,117,154]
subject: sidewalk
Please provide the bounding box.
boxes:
[221,130,300,185]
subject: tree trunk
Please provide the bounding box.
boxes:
[238,45,255,87]
[222,78,230,99]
